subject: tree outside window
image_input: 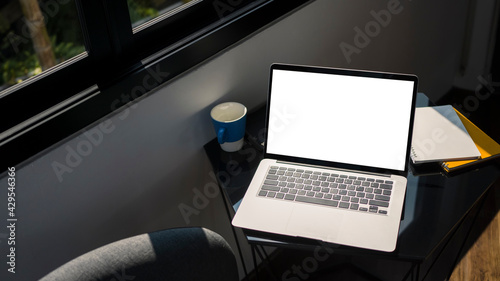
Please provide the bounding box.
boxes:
[0,0,86,92]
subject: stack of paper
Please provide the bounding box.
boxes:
[441,109,500,173]
[411,105,481,164]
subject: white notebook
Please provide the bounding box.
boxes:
[410,105,480,164]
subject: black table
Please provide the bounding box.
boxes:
[204,93,500,280]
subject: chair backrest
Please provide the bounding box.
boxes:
[40,227,239,281]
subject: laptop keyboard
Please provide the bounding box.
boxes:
[258,166,393,215]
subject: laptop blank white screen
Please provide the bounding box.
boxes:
[267,69,415,172]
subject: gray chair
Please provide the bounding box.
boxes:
[40,227,239,281]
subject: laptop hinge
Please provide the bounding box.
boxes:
[276,161,392,178]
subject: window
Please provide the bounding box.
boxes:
[0,0,311,171]
[0,0,85,92]
[128,0,197,28]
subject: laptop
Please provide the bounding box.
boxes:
[232,63,418,252]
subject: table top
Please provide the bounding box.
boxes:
[204,93,500,261]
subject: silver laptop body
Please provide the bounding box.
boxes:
[232,64,418,252]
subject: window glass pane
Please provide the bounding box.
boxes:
[0,0,85,92]
[128,0,196,27]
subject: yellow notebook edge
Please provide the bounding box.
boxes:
[441,109,500,172]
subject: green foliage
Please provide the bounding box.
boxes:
[52,36,85,62]
[1,51,39,86]
[0,13,9,34]
[127,0,160,25]
[0,36,84,87]
[43,0,84,46]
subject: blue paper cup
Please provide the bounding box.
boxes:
[210,102,247,152]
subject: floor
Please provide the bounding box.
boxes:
[246,86,500,281]
[443,86,500,281]
[448,181,500,281]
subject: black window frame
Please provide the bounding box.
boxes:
[0,0,313,172]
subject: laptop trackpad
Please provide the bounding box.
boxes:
[286,207,343,241]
